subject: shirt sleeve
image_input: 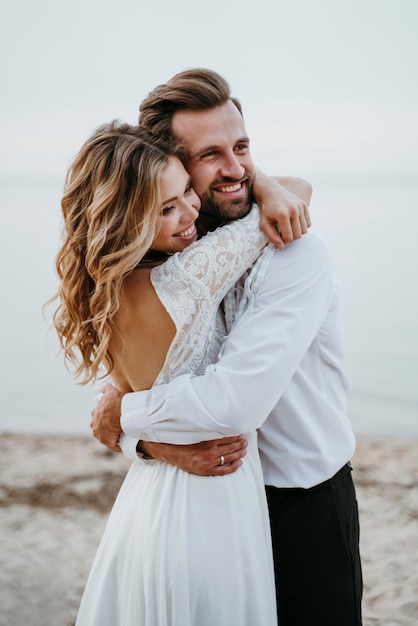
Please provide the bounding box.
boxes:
[121,230,336,443]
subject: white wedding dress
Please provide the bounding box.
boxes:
[76,208,277,626]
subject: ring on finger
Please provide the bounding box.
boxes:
[219,455,225,466]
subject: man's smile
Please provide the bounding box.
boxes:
[213,179,248,194]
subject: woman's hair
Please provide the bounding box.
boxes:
[51,121,178,384]
[139,68,243,139]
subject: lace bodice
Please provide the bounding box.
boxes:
[150,207,266,385]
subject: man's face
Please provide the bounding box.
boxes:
[171,100,255,223]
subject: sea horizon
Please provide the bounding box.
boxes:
[1,174,417,438]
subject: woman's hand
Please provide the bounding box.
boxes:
[253,169,312,249]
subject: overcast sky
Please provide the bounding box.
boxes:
[1,0,417,435]
[1,0,417,180]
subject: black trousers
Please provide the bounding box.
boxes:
[265,464,363,626]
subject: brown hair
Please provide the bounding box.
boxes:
[139,68,243,139]
[50,121,178,384]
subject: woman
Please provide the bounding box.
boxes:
[52,121,276,625]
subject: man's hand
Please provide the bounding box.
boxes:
[139,436,248,476]
[90,384,125,452]
[253,170,312,250]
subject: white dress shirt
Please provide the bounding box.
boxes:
[120,228,356,488]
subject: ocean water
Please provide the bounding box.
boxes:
[0,175,417,437]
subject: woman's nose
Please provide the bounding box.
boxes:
[190,188,201,212]
[181,195,200,222]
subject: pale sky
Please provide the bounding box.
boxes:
[1,0,417,436]
[1,0,417,179]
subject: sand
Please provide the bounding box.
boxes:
[0,433,417,626]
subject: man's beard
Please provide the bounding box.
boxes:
[199,179,254,225]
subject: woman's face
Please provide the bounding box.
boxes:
[151,157,201,254]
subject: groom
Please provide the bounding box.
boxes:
[91,68,362,626]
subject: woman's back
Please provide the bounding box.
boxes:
[109,267,176,393]
[109,207,267,393]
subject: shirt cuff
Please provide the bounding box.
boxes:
[119,433,147,463]
[121,390,158,439]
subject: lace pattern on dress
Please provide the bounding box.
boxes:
[150,207,267,385]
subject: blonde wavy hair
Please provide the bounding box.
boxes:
[51,121,178,384]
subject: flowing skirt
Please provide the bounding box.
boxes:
[76,432,277,625]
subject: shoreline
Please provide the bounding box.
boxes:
[1,433,417,625]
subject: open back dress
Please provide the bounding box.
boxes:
[75,208,277,626]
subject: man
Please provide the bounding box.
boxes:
[92,69,362,626]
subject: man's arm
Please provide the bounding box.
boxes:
[92,233,334,473]
[91,386,248,476]
[138,436,248,476]
[119,230,334,441]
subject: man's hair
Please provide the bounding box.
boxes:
[139,68,243,139]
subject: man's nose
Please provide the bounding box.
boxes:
[220,153,245,180]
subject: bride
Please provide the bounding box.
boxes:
[52,120,281,625]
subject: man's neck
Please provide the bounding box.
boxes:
[196,212,227,236]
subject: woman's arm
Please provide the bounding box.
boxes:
[167,206,267,303]
[252,169,312,249]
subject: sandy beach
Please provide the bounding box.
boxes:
[0,433,417,626]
